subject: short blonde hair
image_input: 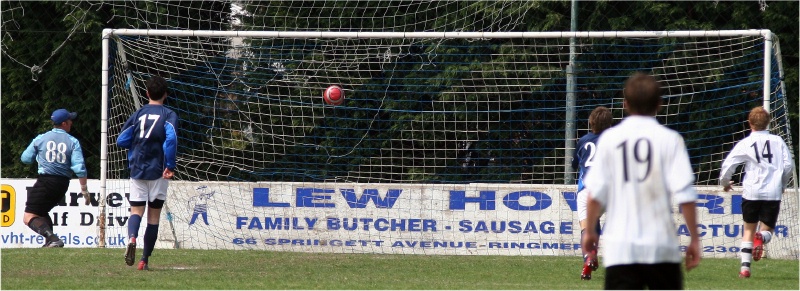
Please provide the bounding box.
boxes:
[748,106,770,131]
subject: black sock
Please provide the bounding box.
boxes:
[28,216,59,242]
[141,224,159,263]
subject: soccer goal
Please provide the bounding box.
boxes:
[100,29,797,259]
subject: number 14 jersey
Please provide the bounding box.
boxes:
[719,130,793,201]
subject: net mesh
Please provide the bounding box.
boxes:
[103,31,797,258]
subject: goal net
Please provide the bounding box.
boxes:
[101,29,797,259]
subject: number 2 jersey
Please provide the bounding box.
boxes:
[117,104,178,180]
[571,132,600,193]
[719,130,793,201]
[20,128,87,178]
[583,115,697,267]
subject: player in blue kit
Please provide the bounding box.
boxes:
[571,106,613,280]
[117,75,178,270]
[21,108,90,248]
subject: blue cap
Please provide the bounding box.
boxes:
[51,109,77,124]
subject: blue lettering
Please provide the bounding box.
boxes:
[503,191,552,211]
[523,221,538,233]
[236,217,247,229]
[327,218,340,230]
[449,190,496,210]
[560,221,573,234]
[731,195,742,214]
[340,189,402,208]
[541,221,555,234]
[248,218,263,229]
[677,224,690,236]
[723,225,740,237]
[562,191,578,211]
[542,242,559,249]
[775,225,789,237]
[253,188,290,207]
[296,188,335,208]
[696,194,724,214]
[508,221,522,233]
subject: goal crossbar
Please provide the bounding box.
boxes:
[103,29,773,39]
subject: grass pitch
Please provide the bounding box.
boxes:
[2,248,797,289]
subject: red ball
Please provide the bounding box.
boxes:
[323,85,345,106]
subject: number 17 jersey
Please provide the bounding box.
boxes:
[117,104,179,180]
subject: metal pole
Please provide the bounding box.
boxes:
[564,0,578,184]
[99,29,111,248]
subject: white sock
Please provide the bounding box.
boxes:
[760,231,773,244]
[740,242,753,271]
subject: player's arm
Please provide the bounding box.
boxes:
[20,136,40,164]
[680,202,701,271]
[669,134,701,270]
[162,113,179,179]
[781,140,794,190]
[719,141,747,191]
[69,137,90,201]
[116,116,137,149]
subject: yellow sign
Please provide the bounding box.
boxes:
[1,184,15,227]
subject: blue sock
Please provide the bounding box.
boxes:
[128,214,142,241]
[141,224,159,263]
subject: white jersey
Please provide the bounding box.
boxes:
[719,131,793,201]
[584,116,697,267]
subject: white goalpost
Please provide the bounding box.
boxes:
[99,29,797,259]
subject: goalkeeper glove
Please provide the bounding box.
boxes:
[81,185,91,205]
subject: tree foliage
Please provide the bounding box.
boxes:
[1,1,797,182]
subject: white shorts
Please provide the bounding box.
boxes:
[129,178,169,202]
[577,189,589,222]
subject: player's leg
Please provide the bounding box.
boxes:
[739,199,759,277]
[753,200,781,261]
[577,189,594,280]
[138,178,168,270]
[139,200,164,270]
[604,264,645,289]
[126,179,149,266]
[24,176,69,247]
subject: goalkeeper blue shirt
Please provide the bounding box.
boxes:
[571,132,600,193]
[117,104,179,180]
[20,128,87,178]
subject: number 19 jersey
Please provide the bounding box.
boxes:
[117,104,179,180]
[583,115,697,267]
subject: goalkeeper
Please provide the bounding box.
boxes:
[719,106,793,278]
[117,75,179,271]
[20,108,90,248]
[571,106,613,281]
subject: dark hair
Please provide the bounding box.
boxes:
[623,72,662,115]
[146,75,169,101]
[748,106,770,131]
[589,106,613,134]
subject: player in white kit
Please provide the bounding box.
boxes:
[582,72,701,289]
[719,106,793,278]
